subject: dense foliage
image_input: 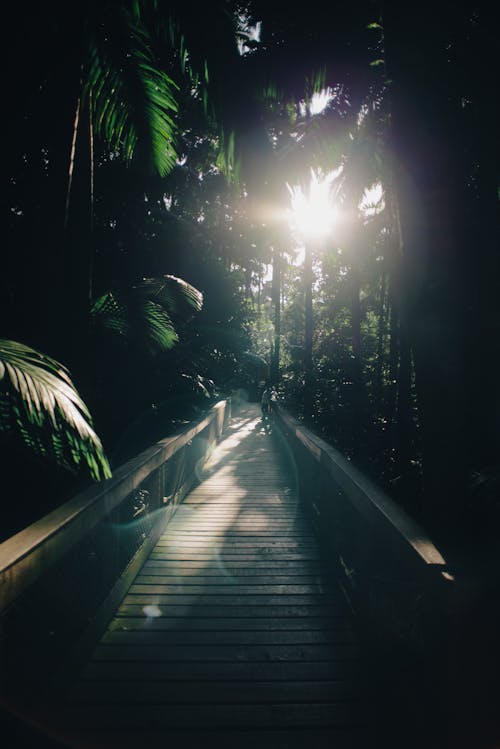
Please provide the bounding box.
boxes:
[2,1,498,546]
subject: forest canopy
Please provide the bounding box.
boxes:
[2,0,499,544]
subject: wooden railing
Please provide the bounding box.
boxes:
[0,399,231,697]
[271,404,454,654]
[271,405,500,747]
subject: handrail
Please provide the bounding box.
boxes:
[271,403,457,661]
[0,400,229,614]
[273,404,448,574]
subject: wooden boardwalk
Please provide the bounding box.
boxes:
[61,404,366,748]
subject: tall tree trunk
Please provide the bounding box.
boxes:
[272,247,281,384]
[244,267,252,303]
[63,96,93,374]
[350,254,363,453]
[375,271,387,415]
[303,244,314,420]
[387,290,399,440]
[396,320,412,478]
[384,2,469,531]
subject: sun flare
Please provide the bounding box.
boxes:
[287,167,341,239]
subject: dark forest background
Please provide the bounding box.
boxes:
[2,0,499,556]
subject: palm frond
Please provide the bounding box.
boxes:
[0,340,111,480]
[137,275,203,315]
[91,291,129,337]
[139,299,178,353]
[86,10,179,176]
[91,275,202,355]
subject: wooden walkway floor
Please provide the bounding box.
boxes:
[60,404,367,748]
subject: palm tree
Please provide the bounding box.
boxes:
[0,340,111,480]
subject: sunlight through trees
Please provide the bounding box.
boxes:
[3,0,498,542]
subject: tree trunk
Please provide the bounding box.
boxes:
[303,244,314,420]
[387,291,399,432]
[350,254,363,453]
[375,271,387,415]
[62,96,93,374]
[384,2,470,531]
[272,247,281,384]
[396,320,412,478]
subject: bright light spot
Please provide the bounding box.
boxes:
[237,13,262,55]
[299,88,337,118]
[262,263,273,283]
[287,167,341,239]
[309,87,336,116]
[142,604,162,618]
[163,194,172,210]
[357,104,369,128]
[359,182,385,218]
[295,247,305,265]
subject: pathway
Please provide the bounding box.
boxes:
[61,404,366,748]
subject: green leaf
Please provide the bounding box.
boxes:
[91,275,202,355]
[85,11,179,177]
[0,340,111,480]
[138,275,203,314]
[141,299,178,352]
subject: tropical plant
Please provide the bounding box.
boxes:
[0,340,111,481]
[90,274,203,354]
[84,4,181,180]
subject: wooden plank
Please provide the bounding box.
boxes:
[148,554,322,562]
[91,643,359,662]
[159,530,315,537]
[54,727,366,749]
[70,679,359,704]
[141,561,323,572]
[182,499,296,505]
[116,604,342,618]
[152,545,318,552]
[109,617,351,632]
[128,584,327,595]
[135,575,325,585]
[79,659,361,682]
[122,594,338,605]
[58,702,361,729]
[160,530,315,536]
[162,527,310,532]
[168,512,303,517]
[101,629,355,646]
[155,539,318,547]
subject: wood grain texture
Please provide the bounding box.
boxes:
[62,404,368,747]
